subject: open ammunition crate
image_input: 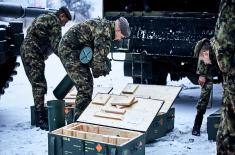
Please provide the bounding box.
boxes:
[120,83,182,141]
[48,84,181,155]
[49,122,145,155]
[49,94,163,155]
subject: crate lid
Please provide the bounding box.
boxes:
[121,84,182,113]
[78,94,164,132]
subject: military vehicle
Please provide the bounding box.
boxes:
[0,3,55,97]
[104,0,221,85]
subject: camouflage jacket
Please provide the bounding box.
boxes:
[214,0,235,76]
[24,13,61,56]
[196,38,220,80]
[60,18,114,61]
[60,18,115,77]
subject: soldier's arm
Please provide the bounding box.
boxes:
[93,31,112,63]
[215,45,235,76]
[33,16,49,38]
[49,23,61,53]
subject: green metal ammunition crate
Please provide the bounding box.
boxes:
[49,94,164,155]
[121,84,180,143]
[207,109,221,141]
[48,123,145,155]
[146,108,175,142]
[48,84,181,155]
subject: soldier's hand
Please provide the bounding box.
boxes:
[198,75,206,87]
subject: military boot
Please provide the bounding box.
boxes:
[192,112,204,136]
[35,110,49,131]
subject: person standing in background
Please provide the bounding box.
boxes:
[192,38,221,136]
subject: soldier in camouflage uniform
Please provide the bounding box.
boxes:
[57,17,131,121]
[20,7,71,130]
[192,38,221,136]
[213,0,235,154]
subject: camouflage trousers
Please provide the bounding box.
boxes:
[196,80,213,114]
[216,75,235,155]
[57,46,93,115]
[20,42,47,112]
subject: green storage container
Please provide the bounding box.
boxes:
[48,124,145,155]
[30,105,36,126]
[48,94,164,155]
[145,108,175,143]
[48,84,181,155]
[207,109,221,141]
[47,100,65,132]
[53,75,74,100]
[30,105,48,126]
[120,84,181,143]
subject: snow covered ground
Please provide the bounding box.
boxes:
[0,54,222,155]
[0,0,223,154]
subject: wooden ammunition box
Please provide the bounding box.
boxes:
[49,123,145,155]
[121,84,181,142]
[48,84,181,155]
[49,94,164,155]
[207,109,221,141]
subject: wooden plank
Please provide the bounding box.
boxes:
[78,95,163,132]
[122,84,139,94]
[72,131,86,139]
[85,132,105,142]
[66,86,113,97]
[116,137,130,145]
[92,94,111,105]
[110,95,135,106]
[121,84,182,113]
[62,129,73,136]
[115,99,138,109]
[108,136,117,145]
[102,107,126,114]
[94,112,124,120]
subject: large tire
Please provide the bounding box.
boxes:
[0,56,19,96]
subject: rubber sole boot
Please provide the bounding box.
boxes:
[192,112,203,136]
[35,110,49,131]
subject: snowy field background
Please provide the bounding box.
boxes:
[0,0,223,154]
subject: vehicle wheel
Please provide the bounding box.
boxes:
[0,56,19,96]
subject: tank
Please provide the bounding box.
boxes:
[104,0,222,85]
[0,2,55,97]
